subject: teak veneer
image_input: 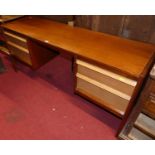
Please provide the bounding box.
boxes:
[1,16,155,134]
[2,16,155,79]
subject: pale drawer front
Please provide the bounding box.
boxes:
[76,59,137,96]
[76,73,129,116]
[4,31,28,49]
[8,42,32,66]
[128,127,152,140]
[135,113,155,137]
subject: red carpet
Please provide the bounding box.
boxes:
[0,53,121,139]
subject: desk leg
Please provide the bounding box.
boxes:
[71,56,74,72]
[10,55,18,72]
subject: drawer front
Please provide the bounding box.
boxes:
[128,127,152,140]
[8,42,32,66]
[76,73,129,116]
[135,113,155,138]
[76,59,137,96]
[4,31,28,49]
[143,94,155,119]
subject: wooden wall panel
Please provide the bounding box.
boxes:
[74,15,125,35]
[74,15,92,29]
[121,15,155,42]
[40,15,74,23]
[148,17,155,44]
[74,15,155,44]
[92,15,125,35]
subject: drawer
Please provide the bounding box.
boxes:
[76,59,137,96]
[135,113,155,138]
[7,42,32,66]
[76,73,130,117]
[143,94,155,119]
[128,127,152,140]
[4,31,28,49]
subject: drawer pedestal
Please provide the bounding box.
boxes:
[3,30,59,69]
[75,58,138,118]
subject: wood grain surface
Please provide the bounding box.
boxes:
[2,16,155,79]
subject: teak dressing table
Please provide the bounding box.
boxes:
[1,16,155,135]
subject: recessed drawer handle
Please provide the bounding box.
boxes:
[7,41,29,54]
[76,73,131,101]
[76,59,137,87]
[4,31,27,43]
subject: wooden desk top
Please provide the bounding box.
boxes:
[2,16,155,79]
